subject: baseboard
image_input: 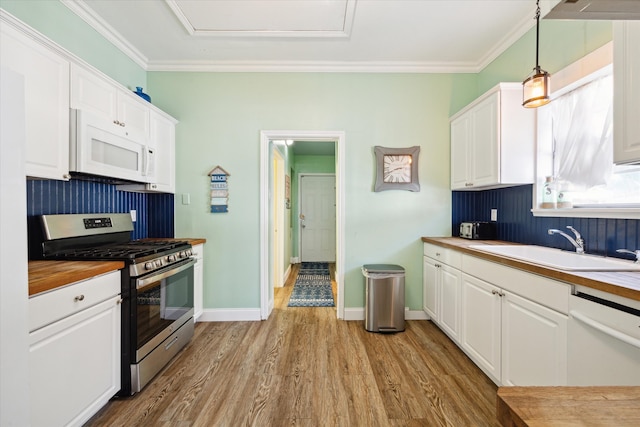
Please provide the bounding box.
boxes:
[278,264,292,288]
[197,308,261,322]
[342,307,429,321]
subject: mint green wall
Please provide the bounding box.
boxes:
[1,1,146,90]
[290,154,336,258]
[148,72,466,309]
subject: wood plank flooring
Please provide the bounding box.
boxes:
[85,264,499,426]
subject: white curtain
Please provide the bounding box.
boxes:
[551,75,613,191]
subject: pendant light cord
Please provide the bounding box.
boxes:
[535,0,541,71]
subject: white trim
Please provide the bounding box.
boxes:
[196,308,262,322]
[532,208,640,219]
[60,0,148,70]
[260,131,346,320]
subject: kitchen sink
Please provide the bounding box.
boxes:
[468,244,640,271]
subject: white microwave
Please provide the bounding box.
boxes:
[70,109,154,183]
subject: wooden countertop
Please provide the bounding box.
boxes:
[497,386,640,426]
[422,237,640,302]
[29,260,124,297]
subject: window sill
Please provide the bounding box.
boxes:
[531,208,640,220]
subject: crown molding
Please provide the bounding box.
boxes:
[60,0,149,70]
[146,60,479,73]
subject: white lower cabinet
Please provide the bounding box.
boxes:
[459,271,568,386]
[423,244,462,343]
[424,243,570,387]
[501,291,567,386]
[192,243,204,321]
[460,273,502,383]
[29,271,121,427]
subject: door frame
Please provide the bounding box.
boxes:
[259,130,345,320]
[298,173,336,263]
[272,147,285,288]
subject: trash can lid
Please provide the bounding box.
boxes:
[362,264,404,274]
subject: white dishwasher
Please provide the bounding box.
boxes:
[568,286,640,386]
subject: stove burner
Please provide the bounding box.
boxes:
[54,240,190,260]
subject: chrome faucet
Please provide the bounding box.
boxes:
[548,226,585,254]
[616,249,640,263]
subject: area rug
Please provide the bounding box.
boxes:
[288,262,335,307]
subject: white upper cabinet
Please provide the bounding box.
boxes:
[1,23,70,181]
[71,63,150,142]
[613,22,640,165]
[147,111,176,193]
[450,83,535,190]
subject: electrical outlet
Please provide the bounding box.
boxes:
[130,209,137,222]
[491,209,498,222]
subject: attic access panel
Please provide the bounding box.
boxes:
[166,0,356,37]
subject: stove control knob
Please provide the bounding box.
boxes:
[166,254,177,263]
[179,251,186,259]
[155,260,163,268]
[186,249,193,257]
[145,262,154,270]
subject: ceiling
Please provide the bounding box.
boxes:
[62,0,543,73]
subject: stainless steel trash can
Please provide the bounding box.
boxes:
[362,264,405,333]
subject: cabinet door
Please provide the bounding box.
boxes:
[614,22,640,164]
[29,296,121,427]
[147,111,176,193]
[460,273,501,384]
[1,24,70,180]
[118,92,150,141]
[471,92,500,186]
[70,63,118,122]
[422,256,439,321]
[501,291,567,386]
[450,114,471,189]
[192,244,204,321]
[439,264,461,343]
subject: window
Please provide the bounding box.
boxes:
[533,42,640,219]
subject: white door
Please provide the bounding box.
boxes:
[299,174,336,262]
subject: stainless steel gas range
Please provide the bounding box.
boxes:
[30,213,195,396]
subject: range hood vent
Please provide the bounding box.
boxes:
[545,0,640,20]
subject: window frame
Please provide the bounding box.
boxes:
[531,41,640,220]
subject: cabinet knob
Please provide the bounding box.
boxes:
[74,294,85,302]
[465,182,474,187]
[117,298,123,305]
[62,173,71,180]
[435,252,441,256]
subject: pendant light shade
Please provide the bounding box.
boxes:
[523,0,550,108]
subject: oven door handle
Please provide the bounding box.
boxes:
[136,258,196,289]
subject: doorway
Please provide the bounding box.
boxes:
[259,131,345,320]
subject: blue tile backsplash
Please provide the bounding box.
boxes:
[452,185,640,260]
[26,179,174,241]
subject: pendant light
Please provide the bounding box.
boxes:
[522,0,550,108]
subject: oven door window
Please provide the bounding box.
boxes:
[136,264,194,349]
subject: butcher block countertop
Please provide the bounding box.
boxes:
[422,237,640,302]
[28,260,124,297]
[497,386,640,426]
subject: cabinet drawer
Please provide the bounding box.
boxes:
[424,243,461,269]
[462,255,571,314]
[29,270,121,332]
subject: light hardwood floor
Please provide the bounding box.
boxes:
[85,264,499,426]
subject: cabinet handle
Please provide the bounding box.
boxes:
[120,122,125,127]
[62,173,71,180]
[74,294,85,302]
[465,183,474,187]
[435,252,441,256]
[117,298,123,305]
[491,289,504,297]
[113,119,120,125]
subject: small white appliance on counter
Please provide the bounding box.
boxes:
[459,221,496,240]
[70,109,155,184]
